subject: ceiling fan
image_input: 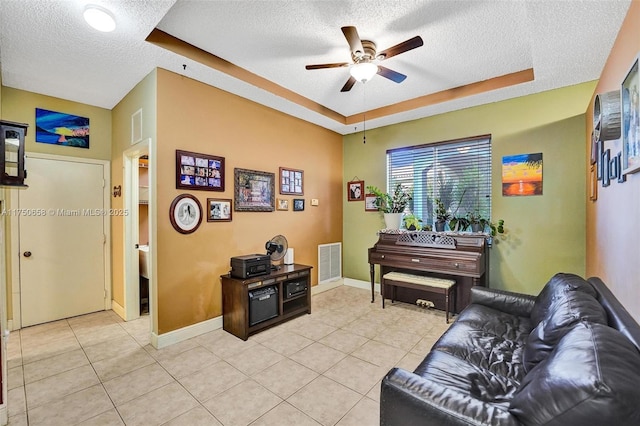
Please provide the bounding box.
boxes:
[305,26,423,92]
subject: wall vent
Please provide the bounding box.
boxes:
[318,242,342,283]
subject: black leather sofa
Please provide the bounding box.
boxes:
[380,273,640,426]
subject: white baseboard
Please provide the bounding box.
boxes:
[111,300,125,320]
[152,315,223,349]
[344,277,380,294]
[311,278,344,295]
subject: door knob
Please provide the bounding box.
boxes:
[23,251,32,258]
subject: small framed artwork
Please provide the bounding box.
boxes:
[279,167,304,195]
[621,54,640,175]
[176,150,225,191]
[589,164,598,201]
[207,198,232,222]
[602,149,611,187]
[365,193,378,211]
[234,168,275,212]
[347,180,364,201]
[169,194,202,234]
[277,198,289,211]
[293,199,305,211]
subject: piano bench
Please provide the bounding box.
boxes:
[382,272,457,323]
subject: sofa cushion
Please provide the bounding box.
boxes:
[414,350,521,409]
[510,322,640,426]
[529,273,596,325]
[431,305,531,381]
[522,290,607,372]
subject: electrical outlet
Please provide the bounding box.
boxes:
[311,199,319,206]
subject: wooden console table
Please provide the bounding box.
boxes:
[221,264,312,340]
[368,232,488,313]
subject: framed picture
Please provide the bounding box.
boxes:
[234,168,275,212]
[279,167,304,195]
[207,198,232,222]
[502,153,543,196]
[621,55,640,175]
[293,198,305,211]
[589,164,598,201]
[176,150,225,191]
[347,180,364,201]
[365,193,378,211]
[277,198,289,211]
[35,108,90,148]
[169,194,202,234]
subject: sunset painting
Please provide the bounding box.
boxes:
[502,153,543,196]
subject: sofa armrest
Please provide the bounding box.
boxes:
[470,287,536,318]
[381,368,519,426]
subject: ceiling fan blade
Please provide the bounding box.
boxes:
[377,66,407,83]
[305,63,349,70]
[377,36,424,60]
[340,76,357,92]
[341,26,365,57]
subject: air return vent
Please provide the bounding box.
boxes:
[318,243,342,283]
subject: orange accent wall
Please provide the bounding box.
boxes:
[155,69,342,334]
[586,1,640,321]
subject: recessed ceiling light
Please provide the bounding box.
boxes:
[83,5,116,32]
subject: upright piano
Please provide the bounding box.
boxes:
[368,231,489,313]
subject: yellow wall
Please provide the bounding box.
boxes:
[111,70,157,322]
[1,87,112,323]
[2,87,111,161]
[586,1,640,321]
[155,68,343,334]
[344,82,595,296]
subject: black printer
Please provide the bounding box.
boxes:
[230,254,271,279]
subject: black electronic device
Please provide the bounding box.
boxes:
[230,254,271,279]
[284,280,308,300]
[248,285,278,326]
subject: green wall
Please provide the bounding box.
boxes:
[343,82,595,296]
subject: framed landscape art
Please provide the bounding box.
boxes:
[234,168,275,212]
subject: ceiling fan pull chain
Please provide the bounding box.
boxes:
[363,84,367,144]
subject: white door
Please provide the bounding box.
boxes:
[19,157,106,327]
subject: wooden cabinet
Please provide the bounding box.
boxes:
[0,120,28,188]
[221,264,312,340]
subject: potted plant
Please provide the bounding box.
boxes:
[366,184,413,229]
[449,215,470,232]
[467,210,506,236]
[403,213,423,231]
[434,198,450,232]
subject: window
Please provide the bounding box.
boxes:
[387,135,492,228]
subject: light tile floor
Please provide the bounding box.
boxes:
[7,285,452,426]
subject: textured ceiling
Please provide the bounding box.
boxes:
[0,0,632,135]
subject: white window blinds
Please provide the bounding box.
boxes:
[387,135,492,227]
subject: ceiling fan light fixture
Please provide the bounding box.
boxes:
[83,5,116,32]
[350,62,378,83]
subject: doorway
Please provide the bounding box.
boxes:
[18,154,110,327]
[123,139,153,324]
